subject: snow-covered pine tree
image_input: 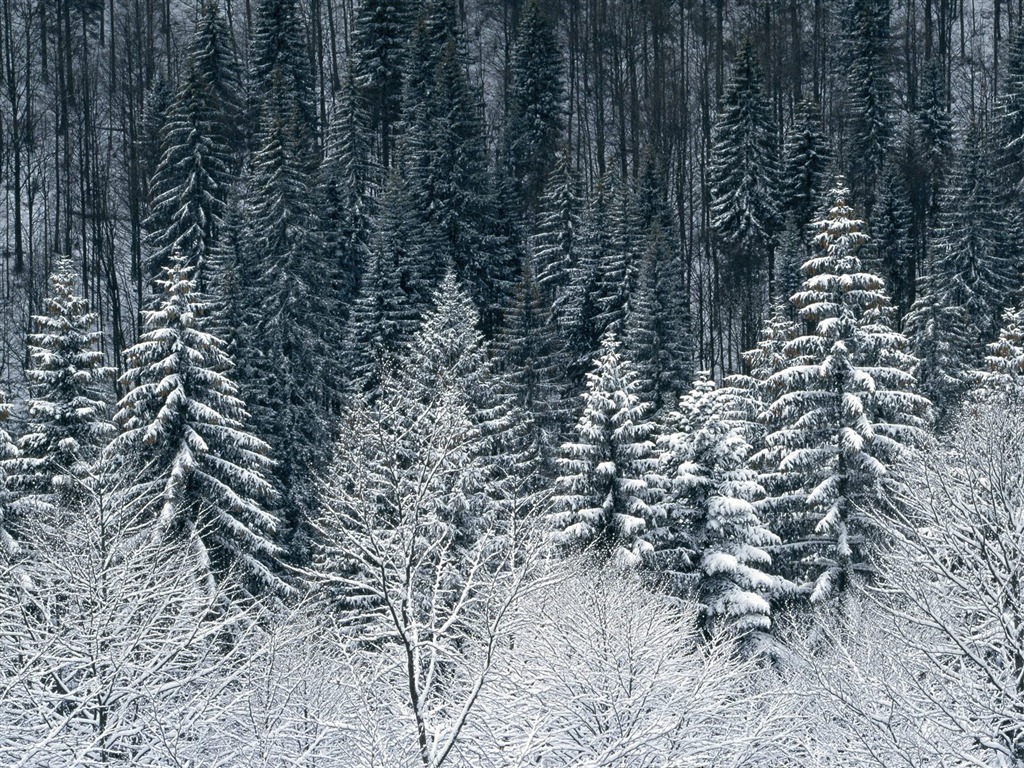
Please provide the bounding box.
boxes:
[870,158,915,318]
[843,0,893,210]
[248,0,318,160]
[0,393,20,558]
[351,0,410,168]
[144,0,243,286]
[551,330,663,567]
[319,70,379,325]
[709,39,781,347]
[533,152,582,313]
[504,0,564,215]
[781,99,833,238]
[657,374,782,642]
[933,124,1019,345]
[759,182,929,606]
[109,254,282,595]
[7,258,113,519]
[904,262,973,423]
[236,91,338,561]
[973,303,1024,399]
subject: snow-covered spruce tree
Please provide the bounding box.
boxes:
[110,255,282,595]
[781,99,833,237]
[7,258,113,520]
[248,0,317,160]
[903,263,973,423]
[759,183,929,606]
[709,40,781,347]
[551,330,663,567]
[0,394,19,558]
[973,302,1024,399]
[534,152,582,307]
[561,174,614,375]
[915,60,952,229]
[319,70,379,324]
[320,271,531,618]
[351,0,410,168]
[144,0,243,286]
[236,75,339,562]
[504,0,564,215]
[843,0,893,210]
[932,123,1019,345]
[657,374,782,643]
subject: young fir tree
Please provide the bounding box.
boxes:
[504,0,564,215]
[493,253,570,477]
[759,183,929,606]
[351,0,410,168]
[973,303,1024,399]
[657,374,782,643]
[551,330,664,567]
[110,255,282,595]
[932,125,1019,345]
[843,0,893,210]
[871,159,915,318]
[8,259,113,518]
[709,40,781,345]
[915,60,953,231]
[144,0,243,286]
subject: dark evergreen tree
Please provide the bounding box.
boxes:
[144,0,243,286]
[0,395,20,558]
[709,40,781,348]
[871,159,915,318]
[915,60,953,230]
[351,0,410,168]
[997,26,1024,204]
[504,0,564,215]
[781,99,833,237]
[8,259,113,519]
[319,71,379,324]
[843,0,893,210]
[933,125,1019,345]
[248,0,318,159]
[110,255,283,595]
[904,263,973,423]
[235,90,338,562]
[400,4,513,337]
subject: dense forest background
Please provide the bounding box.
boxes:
[5,0,1024,765]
